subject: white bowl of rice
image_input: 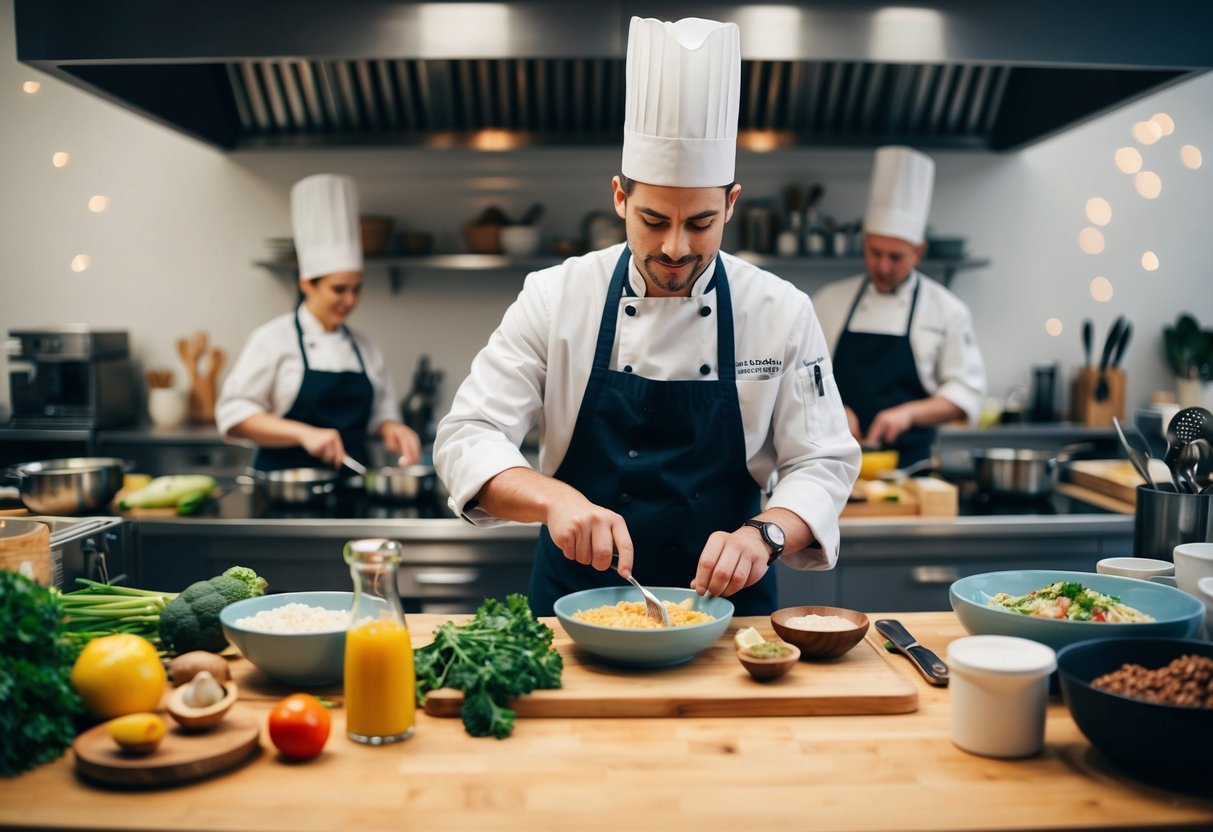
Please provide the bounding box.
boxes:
[554,586,734,668]
[220,591,370,687]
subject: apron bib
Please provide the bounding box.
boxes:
[252,307,374,471]
[528,249,776,616]
[833,277,935,466]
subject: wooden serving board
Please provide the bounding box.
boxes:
[72,710,261,787]
[1067,459,1169,506]
[842,477,958,519]
[422,618,918,719]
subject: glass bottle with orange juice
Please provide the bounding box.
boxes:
[343,538,415,744]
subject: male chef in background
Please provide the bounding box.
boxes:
[812,146,986,467]
[435,17,859,616]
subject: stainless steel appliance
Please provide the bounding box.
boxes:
[6,325,136,428]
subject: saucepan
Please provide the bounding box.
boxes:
[245,467,339,505]
[362,464,437,503]
[971,443,1091,499]
[5,457,132,515]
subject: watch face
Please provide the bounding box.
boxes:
[766,523,785,547]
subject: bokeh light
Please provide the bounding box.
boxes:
[70,255,91,273]
[1090,276,1114,302]
[1181,145,1203,170]
[88,195,110,213]
[1132,120,1162,145]
[1114,147,1143,174]
[1085,197,1112,226]
[1078,227,1105,254]
[1134,171,1162,199]
[1045,318,1063,337]
[51,151,69,167]
[22,81,40,94]
[1141,251,1159,271]
[1149,113,1175,136]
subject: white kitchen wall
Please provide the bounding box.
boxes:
[2,2,1210,430]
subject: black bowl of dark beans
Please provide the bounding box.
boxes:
[1057,638,1213,784]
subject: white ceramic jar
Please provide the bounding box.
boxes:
[946,635,1057,759]
[148,388,188,428]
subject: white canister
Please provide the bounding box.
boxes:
[147,388,188,428]
[946,635,1057,759]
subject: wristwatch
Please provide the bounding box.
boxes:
[743,519,785,565]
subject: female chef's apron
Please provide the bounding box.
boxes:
[252,307,374,471]
[832,277,935,466]
[528,248,777,617]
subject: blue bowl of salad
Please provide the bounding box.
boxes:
[949,570,1203,651]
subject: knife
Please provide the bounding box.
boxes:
[874,619,950,686]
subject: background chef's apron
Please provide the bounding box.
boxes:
[252,307,374,471]
[528,248,777,617]
[832,277,935,466]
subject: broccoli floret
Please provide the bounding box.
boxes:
[159,571,266,654]
[223,566,267,598]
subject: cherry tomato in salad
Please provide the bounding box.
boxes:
[268,693,331,761]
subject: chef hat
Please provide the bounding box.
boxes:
[621,17,741,188]
[863,146,935,245]
[290,173,363,280]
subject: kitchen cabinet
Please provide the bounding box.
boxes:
[256,254,990,294]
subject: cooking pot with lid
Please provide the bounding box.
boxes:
[5,457,131,515]
[971,444,1091,499]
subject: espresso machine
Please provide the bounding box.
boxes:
[6,325,136,428]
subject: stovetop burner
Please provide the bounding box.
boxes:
[955,481,1119,516]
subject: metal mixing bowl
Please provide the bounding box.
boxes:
[6,457,130,515]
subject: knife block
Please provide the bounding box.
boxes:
[1071,367,1125,426]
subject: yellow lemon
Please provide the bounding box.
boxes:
[734,626,765,650]
[71,634,167,720]
[108,712,167,755]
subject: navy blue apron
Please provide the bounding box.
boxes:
[832,276,935,466]
[528,248,777,617]
[252,307,374,471]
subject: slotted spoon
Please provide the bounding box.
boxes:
[1164,407,1213,492]
[610,554,671,627]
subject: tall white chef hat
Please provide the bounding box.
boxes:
[290,173,363,280]
[621,16,741,188]
[863,146,935,245]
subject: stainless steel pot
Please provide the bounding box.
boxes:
[363,464,436,502]
[251,467,339,504]
[970,444,1090,498]
[6,457,130,515]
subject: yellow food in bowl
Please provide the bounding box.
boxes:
[573,599,716,629]
[859,451,899,480]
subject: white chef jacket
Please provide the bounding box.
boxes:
[216,305,399,438]
[434,243,861,569]
[811,271,986,423]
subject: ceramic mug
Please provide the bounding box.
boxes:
[1096,557,1175,580]
[148,388,188,428]
[1198,576,1213,640]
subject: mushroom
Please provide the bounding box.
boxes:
[166,670,238,731]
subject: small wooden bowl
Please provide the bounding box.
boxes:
[166,681,238,731]
[737,642,800,680]
[771,606,870,659]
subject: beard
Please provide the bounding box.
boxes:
[641,254,704,294]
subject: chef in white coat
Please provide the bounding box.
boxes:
[434,17,859,616]
[812,147,985,466]
[217,174,420,471]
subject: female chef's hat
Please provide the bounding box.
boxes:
[863,146,935,245]
[290,173,363,280]
[621,17,741,188]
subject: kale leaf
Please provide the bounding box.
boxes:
[414,594,562,739]
[0,571,83,776]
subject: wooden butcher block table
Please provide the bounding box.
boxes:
[2,613,1211,832]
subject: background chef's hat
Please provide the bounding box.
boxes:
[290,173,363,280]
[621,16,741,188]
[863,146,935,245]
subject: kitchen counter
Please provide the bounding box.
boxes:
[1,612,1209,832]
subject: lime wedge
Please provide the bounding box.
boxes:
[734,626,765,650]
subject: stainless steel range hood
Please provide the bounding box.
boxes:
[16,1,1212,153]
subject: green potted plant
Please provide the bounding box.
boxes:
[1163,313,1213,406]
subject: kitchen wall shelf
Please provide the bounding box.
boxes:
[255,255,989,294]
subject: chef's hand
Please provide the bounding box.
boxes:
[863,404,914,447]
[546,494,634,577]
[380,421,422,466]
[692,527,769,599]
[301,426,345,467]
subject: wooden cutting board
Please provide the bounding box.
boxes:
[1067,459,1169,505]
[843,477,958,519]
[72,709,261,787]
[422,618,918,719]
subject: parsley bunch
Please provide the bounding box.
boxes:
[0,571,83,776]
[414,594,563,739]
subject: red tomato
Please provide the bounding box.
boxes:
[268,693,331,761]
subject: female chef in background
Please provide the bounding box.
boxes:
[216,173,421,471]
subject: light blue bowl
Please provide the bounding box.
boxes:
[949,570,1203,651]
[553,586,734,668]
[220,591,357,687]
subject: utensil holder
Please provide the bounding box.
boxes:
[1133,484,1213,560]
[1071,367,1125,426]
